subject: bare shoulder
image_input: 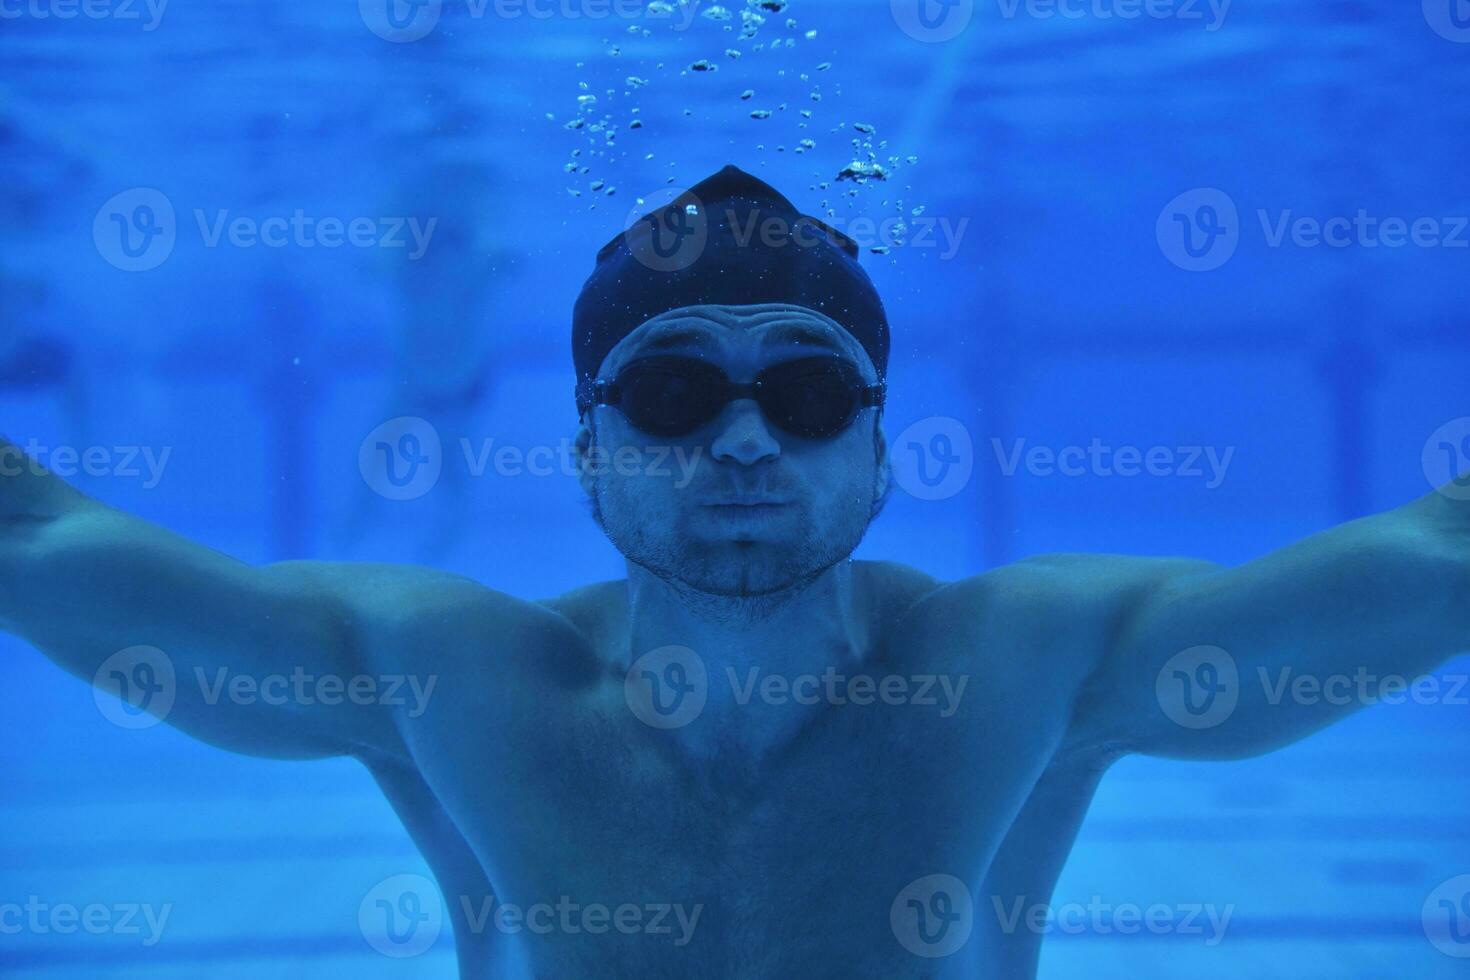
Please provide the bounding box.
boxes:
[996,552,1220,604]
[275,561,592,673]
[884,552,1219,678]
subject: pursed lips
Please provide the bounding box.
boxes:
[699,496,793,508]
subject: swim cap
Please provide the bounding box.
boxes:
[571,164,890,394]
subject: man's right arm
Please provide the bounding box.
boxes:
[0,436,417,760]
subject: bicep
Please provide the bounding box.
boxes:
[6,506,401,759]
[1077,514,1469,760]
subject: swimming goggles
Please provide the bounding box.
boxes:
[576,354,886,439]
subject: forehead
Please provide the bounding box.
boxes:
[602,303,870,374]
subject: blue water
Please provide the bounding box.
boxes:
[3,0,1470,976]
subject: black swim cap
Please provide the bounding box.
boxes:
[571,164,890,394]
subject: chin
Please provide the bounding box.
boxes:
[678,544,820,598]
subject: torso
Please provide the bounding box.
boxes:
[361,560,1118,979]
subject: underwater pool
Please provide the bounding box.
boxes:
[2,1,1469,977]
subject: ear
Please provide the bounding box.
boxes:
[574,414,598,500]
[871,416,892,520]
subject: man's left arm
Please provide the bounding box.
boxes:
[1071,483,1470,760]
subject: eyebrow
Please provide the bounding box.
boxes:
[634,329,717,353]
[759,324,845,351]
[631,322,847,356]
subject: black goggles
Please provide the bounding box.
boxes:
[576,354,886,439]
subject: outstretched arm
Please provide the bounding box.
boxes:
[0,435,420,760]
[1065,482,1470,760]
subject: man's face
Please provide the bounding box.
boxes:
[580,303,886,598]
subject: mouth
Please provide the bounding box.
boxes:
[700,497,792,509]
[699,499,794,517]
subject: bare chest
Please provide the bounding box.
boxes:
[402,655,1073,977]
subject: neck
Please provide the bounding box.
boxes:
[622,558,870,679]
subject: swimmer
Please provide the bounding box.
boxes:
[2,166,1466,978]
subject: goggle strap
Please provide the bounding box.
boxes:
[576,371,884,419]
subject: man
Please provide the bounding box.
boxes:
[2,166,1466,978]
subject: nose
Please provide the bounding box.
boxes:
[709,398,781,466]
